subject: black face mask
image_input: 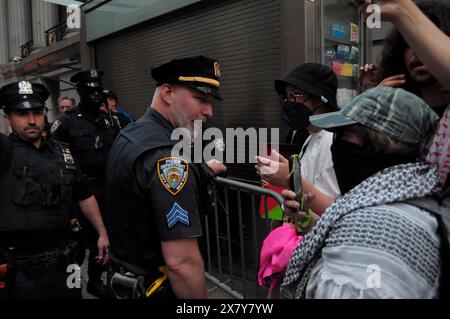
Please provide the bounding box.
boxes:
[281,101,314,130]
[331,139,417,195]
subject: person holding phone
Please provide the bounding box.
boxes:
[257,65,339,298]
[255,64,341,221]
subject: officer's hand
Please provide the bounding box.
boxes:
[96,234,110,265]
[207,159,227,175]
[255,149,289,188]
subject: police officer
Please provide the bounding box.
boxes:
[101,90,132,128]
[105,55,226,299]
[50,69,120,298]
[0,81,109,299]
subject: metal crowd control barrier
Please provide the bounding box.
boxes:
[202,176,285,299]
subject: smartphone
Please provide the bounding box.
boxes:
[288,155,304,212]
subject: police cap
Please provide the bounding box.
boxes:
[103,89,117,101]
[151,55,223,101]
[70,69,103,89]
[0,81,49,114]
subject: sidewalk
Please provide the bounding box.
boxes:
[206,280,235,299]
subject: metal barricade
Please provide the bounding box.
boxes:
[201,176,285,299]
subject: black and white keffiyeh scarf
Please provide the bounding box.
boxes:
[281,162,441,298]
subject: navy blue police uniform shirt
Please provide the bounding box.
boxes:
[133,111,203,241]
[3,133,92,202]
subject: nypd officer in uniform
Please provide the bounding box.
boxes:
[50,69,120,298]
[105,55,226,299]
[0,81,109,299]
[101,89,132,129]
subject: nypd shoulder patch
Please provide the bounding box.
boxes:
[157,157,189,196]
[167,202,190,229]
[50,120,61,135]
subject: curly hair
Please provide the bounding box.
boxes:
[376,2,450,96]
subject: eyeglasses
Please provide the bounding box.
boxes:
[284,90,311,104]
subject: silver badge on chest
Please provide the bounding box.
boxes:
[62,148,76,169]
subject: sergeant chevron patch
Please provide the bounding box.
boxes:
[157,157,189,195]
[167,203,190,229]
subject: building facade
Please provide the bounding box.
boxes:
[0,0,91,132]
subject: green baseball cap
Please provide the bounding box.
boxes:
[309,87,439,145]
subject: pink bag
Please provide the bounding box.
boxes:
[258,224,303,297]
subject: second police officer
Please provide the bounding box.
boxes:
[0,81,109,299]
[50,69,120,298]
[101,89,133,128]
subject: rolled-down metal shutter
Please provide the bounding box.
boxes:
[95,0,281,131]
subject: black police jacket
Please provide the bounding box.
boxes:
[50,106,121,180]
[0,135,91,235]
[0,133,11,173]
[105,108,213,276]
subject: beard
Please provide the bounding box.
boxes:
[407,63,437,86]
[411,73,437,86]
[172,101,203,141]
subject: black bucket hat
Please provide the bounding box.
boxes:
[274,63,338,110]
